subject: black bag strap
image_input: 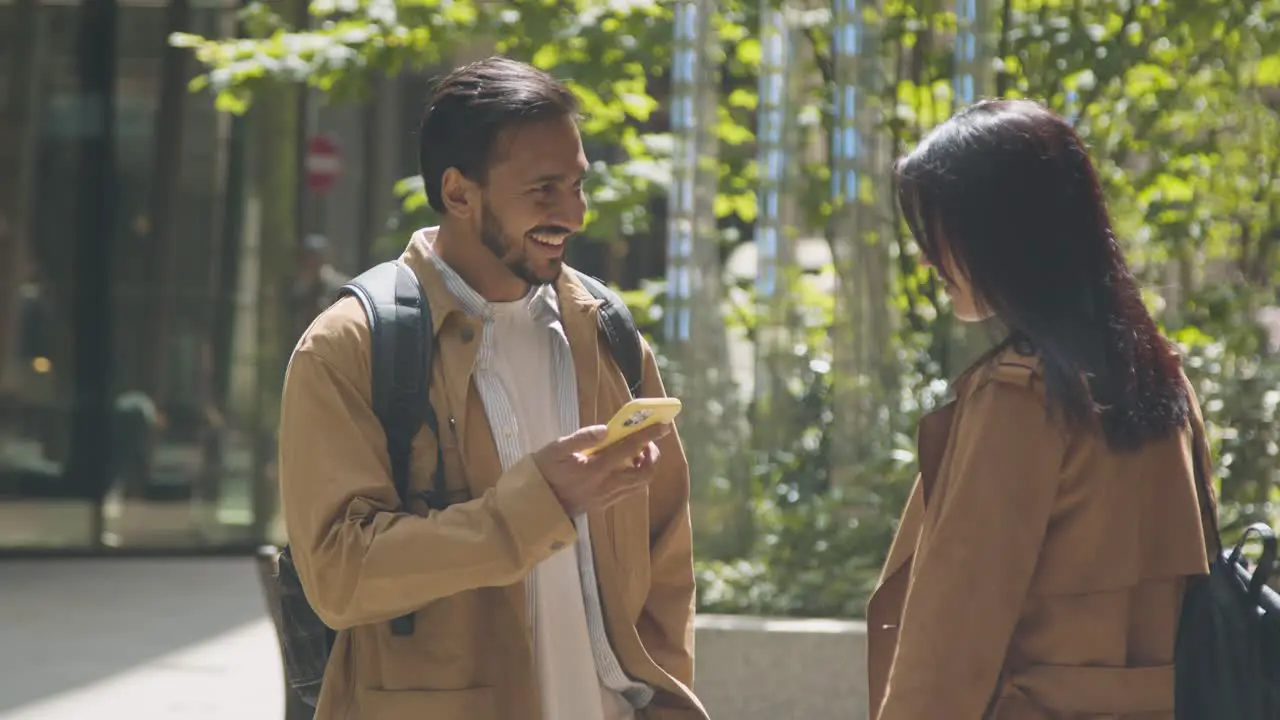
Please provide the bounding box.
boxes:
[1188,384,1280,601]
[575,271,645,396]
[338,259,446,637]
[1185,381,1224,558]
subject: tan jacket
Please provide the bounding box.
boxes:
[278,235,706,720]
[867,346,1211,720]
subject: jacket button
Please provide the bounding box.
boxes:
[459,325,475,343]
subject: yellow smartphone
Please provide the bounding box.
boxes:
[582,398,683,457]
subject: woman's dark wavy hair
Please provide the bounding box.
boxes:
[895,99,1188,451]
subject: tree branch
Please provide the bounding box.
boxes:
[1073,0,1137,122]
[802,26,834,88]
[995,0,1012,97]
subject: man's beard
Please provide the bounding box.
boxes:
[479,202,562,287]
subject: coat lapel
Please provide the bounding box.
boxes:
[875,476,924,589]
[556,271,630,607]
[870,397,959,594]
[917,400,958,506]
[557,269,610,427]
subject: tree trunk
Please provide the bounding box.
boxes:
[828,0,894,490]
[357,89,380,272]
[245,0,304,545]
[751,1,803,452]
[666,0,746,559]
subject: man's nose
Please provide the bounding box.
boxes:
[554,193,587,232]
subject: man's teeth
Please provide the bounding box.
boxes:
[530,234,566,246]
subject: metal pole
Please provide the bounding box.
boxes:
[945,0,997,373]
[665,0,698,355]
[665,0,725,395]
[73,0,118,547]
[953,0,992,111]
[828,0,889,485]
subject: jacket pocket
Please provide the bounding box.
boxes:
[357,686,497,719]
[369,590,491,690]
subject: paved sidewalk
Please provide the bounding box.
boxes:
[0,558,284,719]
[0,557,870,719]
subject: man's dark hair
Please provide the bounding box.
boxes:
[419,56,580,214]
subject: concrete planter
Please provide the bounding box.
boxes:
[693,614,869,720]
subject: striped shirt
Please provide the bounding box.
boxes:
[424,231,655,715]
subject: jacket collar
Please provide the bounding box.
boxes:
[873,342,1043,591]
[915,340,1041,503]
[870,345,1018,589]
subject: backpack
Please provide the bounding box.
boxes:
[264,260,645,708]
[1174,398,1280,719]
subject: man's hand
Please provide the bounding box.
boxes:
[532,423,671,517]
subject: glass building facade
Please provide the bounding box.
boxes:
[0,0,259,551]
[0,2,662,554]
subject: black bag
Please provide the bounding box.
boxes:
[261,260,645,708]
[1174,402,1280,719]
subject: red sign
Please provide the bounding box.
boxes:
[305,134,342,192]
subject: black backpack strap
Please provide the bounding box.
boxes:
[339,259,446,637]
[1184,376,1223,558]
[575,271,645,396]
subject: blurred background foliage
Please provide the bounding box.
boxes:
[176,0,1280,617]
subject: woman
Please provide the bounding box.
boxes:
[867,99,1212,719]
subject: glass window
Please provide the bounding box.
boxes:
[0,0,254,551]
[102,0,255,549]
[0,0,97,548]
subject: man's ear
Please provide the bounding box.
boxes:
[440,167,480,218]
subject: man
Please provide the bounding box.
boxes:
[278,56,707,720]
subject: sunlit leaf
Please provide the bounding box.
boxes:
[1257,54,1280,86]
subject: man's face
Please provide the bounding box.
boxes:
[475,115,589,287]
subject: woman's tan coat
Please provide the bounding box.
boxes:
[867,346,1211,719]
